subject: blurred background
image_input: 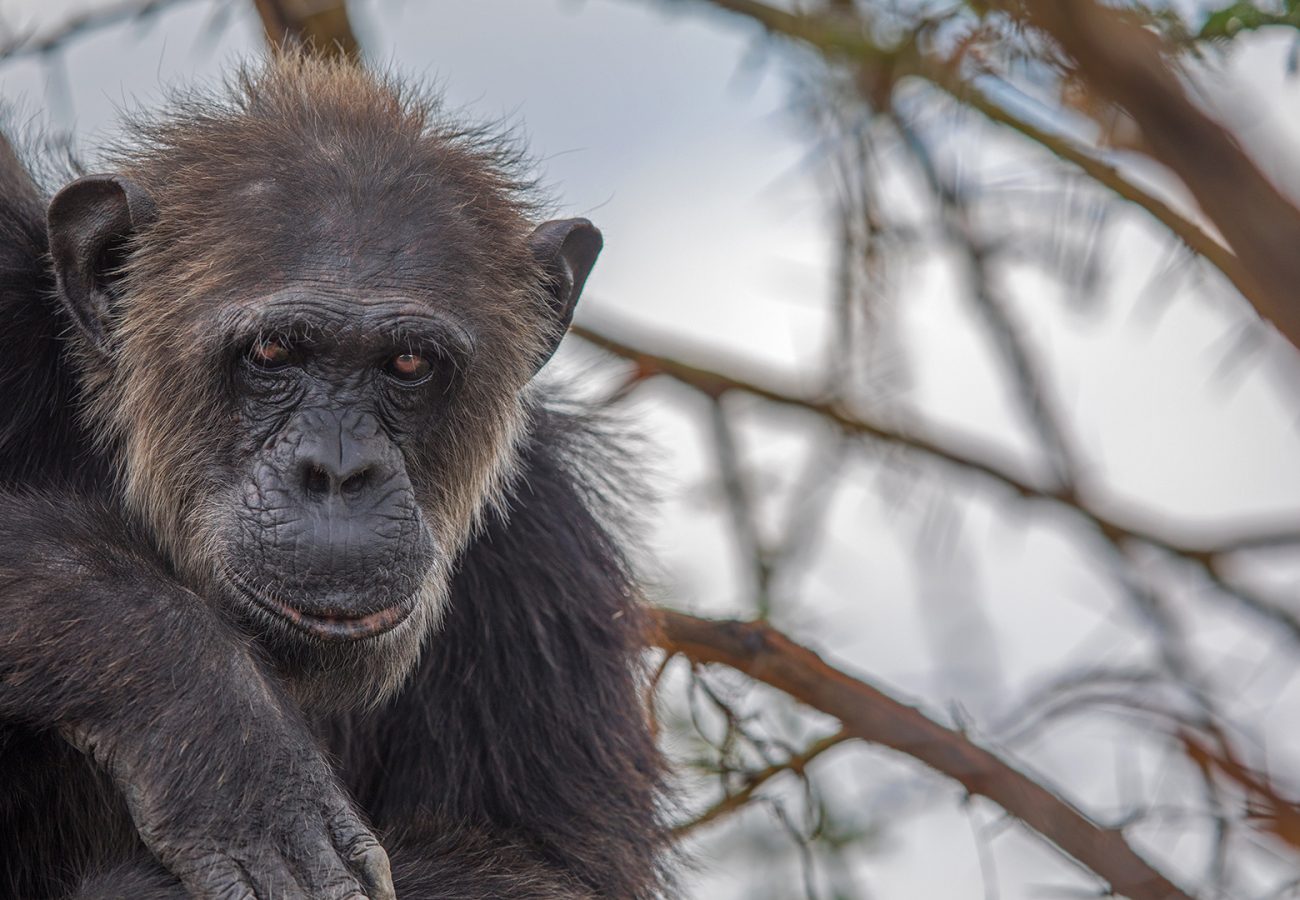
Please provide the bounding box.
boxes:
[4,0,1300,896]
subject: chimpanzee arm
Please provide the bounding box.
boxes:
[0,489,395,900]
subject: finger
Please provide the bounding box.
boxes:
[174,854,258,900]
[294,861,368,900]
[350,842,394,900]
[328,809,395,900]
[284,824,369,900]
[246,852,309,900]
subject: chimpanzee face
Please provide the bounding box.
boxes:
[46,150,600,707]
[216,290,466,643]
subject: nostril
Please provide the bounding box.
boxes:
[341,468,371,497]
[303,464,331,500]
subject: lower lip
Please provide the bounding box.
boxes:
[270,599,414,640]
[230,577,415,641]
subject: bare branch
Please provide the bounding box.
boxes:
[941,78,1245,291]
[573,323,1300,643]
[653,608,1195,900]
[0,0,203,62]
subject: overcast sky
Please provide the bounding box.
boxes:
[5,1,1300,896]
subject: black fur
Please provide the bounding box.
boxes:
[0,135,99,489]
[0,66,670,900]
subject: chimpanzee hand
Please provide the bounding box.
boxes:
[75,652,395,900]
[130,751,395,900]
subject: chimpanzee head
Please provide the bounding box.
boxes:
[45,56,601,708]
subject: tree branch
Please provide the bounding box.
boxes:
[0,0,202,62]
[682,0,1286,347]
[252,0,359,61]
[573,322,1300,642]
[935,77,1248,294]
[1013,0,1300,352]
[653,608,1195,900]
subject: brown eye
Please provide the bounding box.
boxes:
[248,337,292,369]
[386,352,431,383]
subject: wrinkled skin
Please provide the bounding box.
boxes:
[221,291,448,639]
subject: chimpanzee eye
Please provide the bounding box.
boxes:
[247,337,293,369]
[385,352,431,384]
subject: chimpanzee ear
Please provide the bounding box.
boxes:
[47,174,156,358]
[528,218,602,370]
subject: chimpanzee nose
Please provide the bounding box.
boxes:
[300,456,375,500]
[292,411,390,503]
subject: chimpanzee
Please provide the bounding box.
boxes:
[0,55,670,899]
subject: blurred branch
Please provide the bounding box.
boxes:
[941,79,1248,295]
[0,0,202,62]
[573,323,1300,642]
[889,106,1080,489]
[708,399,777,617]
[1009,0,1300,353]
[252,0,359,61]
[1178,728,1300,852]
[684,0,1300,349]
[653,608,1195,900]
[576,322,1055,492]
[571,322,1296,558]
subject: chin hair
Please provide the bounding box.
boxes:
[251,572,449,713]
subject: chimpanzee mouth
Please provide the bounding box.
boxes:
[224,571,417,642]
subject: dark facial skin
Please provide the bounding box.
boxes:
[220,291,459,641]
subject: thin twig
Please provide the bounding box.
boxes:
[676,728,853,837]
